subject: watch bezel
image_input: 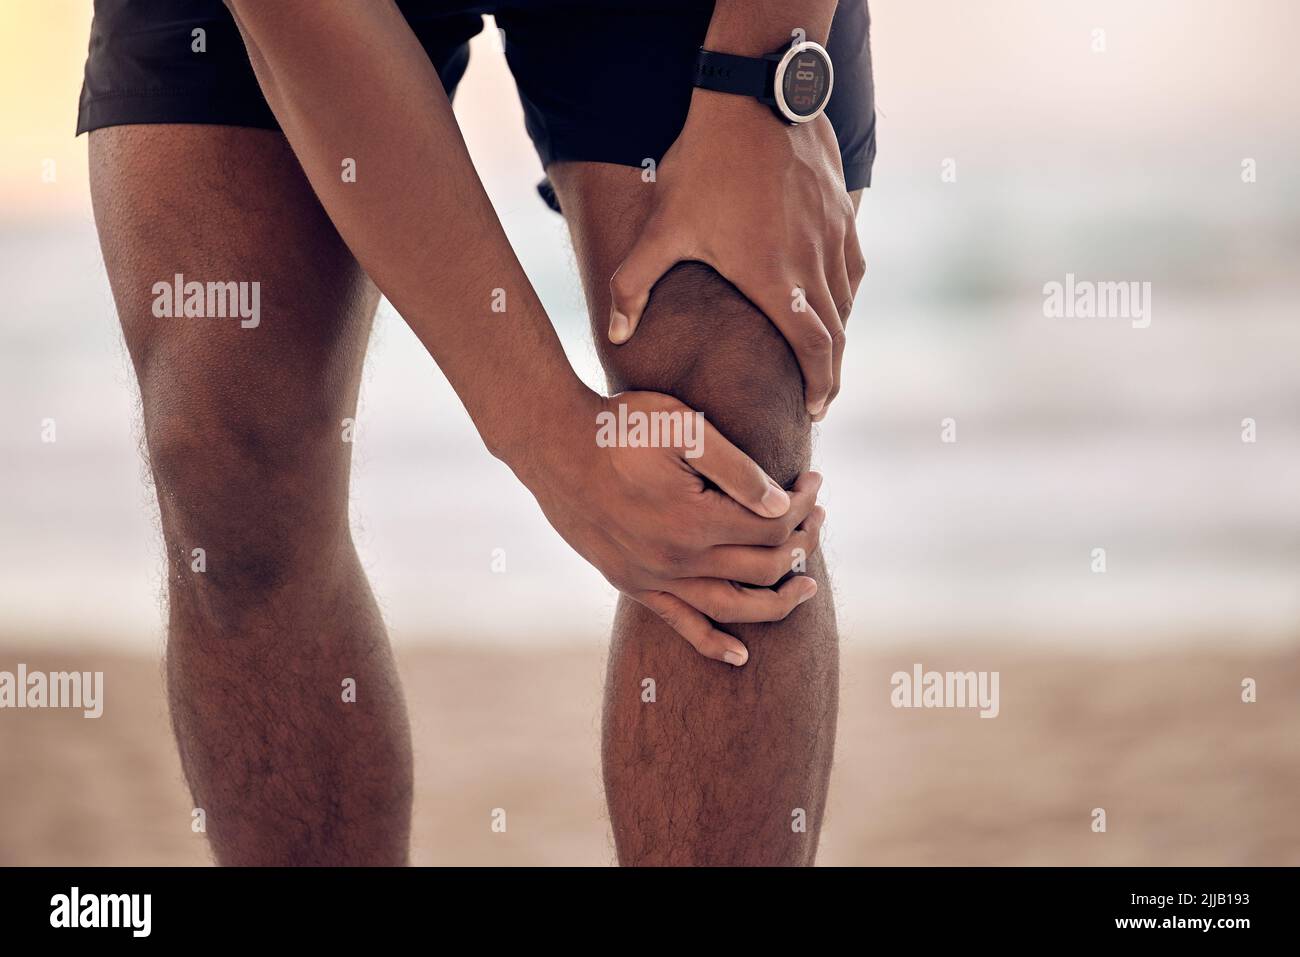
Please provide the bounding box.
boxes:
[772,41,834,124]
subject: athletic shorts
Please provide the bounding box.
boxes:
[77,1,876,211]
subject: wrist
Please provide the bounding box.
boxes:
[694,7,838,128]
[687,85,779,127]
[682,87,813,149]
[491,376,601,491]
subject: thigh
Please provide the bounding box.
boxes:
[90,126,374,402]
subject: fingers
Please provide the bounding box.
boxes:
[688,418,792,518]
[824,264,852,421]
[608,219,684,345]
[846,225,868,296]
[637,590,750,666]
[808,282,845,423]
[839,235,865,333]
[700,470,822,546]
[668,574,819,624]
[756,283,835,418]
[814,223,864,421]
[830,248,855,330]
[697,505,826,586]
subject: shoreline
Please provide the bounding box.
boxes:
[1,642,1297,866]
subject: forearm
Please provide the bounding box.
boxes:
[223,0,589,466]
[704,0,837,53]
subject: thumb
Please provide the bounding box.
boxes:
[608,222,683,345]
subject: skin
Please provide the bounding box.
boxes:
[578,0,865,861]
[84,0,862,863]
[89,129,835,864]
[90,125,410,864]
[553,162,861,865]
[222,0,824,664]
[609,0,864,420]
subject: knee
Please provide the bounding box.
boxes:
[139,365,350,599]
[605,262,810,485]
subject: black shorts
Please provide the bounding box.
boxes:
[77,1,876,209]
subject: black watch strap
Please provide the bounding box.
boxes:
[693,49,771,99]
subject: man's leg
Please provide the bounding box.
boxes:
[90,126,412,865]
[550,162,856,865]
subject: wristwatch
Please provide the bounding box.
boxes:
[692,40,834,124]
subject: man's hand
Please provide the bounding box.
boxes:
[607,93,865,421]
[517,390,825,667]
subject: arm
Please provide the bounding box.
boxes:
[224,0,579,461]
[607,0,866,420]
[705,0,838,54]
[222,0,822,664]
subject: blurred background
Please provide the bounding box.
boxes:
[1,0,1297,865]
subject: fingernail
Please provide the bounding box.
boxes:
[807,398,825,416]
[798,579,819,603]
[609,310,631,343]
[760,483,790,517]
[723,649,748,666]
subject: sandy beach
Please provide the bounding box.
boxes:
[2,640,1296,866]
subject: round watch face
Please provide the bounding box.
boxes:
[774,41,834,123]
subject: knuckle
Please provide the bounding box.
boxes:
[696,595,726,621]
[683,515,711,549]
[802,327,833,356]
[657,607,684,632]
[717,596,745,622]
[645,596,683,631]
[697,511,726,547]
[657,544,688,575]
[761,560,785,588]
[761,594,788,621]
[609,270,634,302]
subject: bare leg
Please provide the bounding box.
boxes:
[90,125,412,865]
[551,162,855,865]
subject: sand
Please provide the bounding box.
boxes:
[1,642,1297,866]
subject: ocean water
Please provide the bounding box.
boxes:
[4,2,1299,651]
[3,172,1297,652]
